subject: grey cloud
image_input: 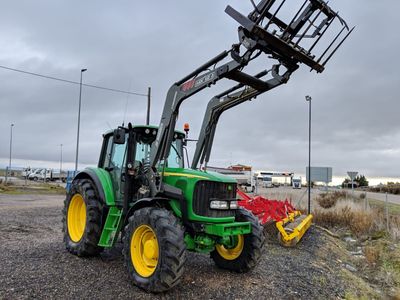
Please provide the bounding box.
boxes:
[0,1,399,179]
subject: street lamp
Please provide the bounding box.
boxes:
[305,95,312,214]
[75,68,87,173]
[60,144,63,173]
[8,123,14,182]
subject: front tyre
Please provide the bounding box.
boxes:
[63,179,104,256]
[211,208,265,273]
[123,207,186,293]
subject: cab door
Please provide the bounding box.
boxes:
[101,132,128,205]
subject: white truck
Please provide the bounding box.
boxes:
[292,177,302,189]
[28,169,66,182]
[262,176,273,188]
[253,172,274,188]
[28,169,44,181]
[21,167,33,178]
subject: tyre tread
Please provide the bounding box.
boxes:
[122,207,186,293]
[62,179,104,256]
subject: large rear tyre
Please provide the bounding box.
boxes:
[63,179,104,256]
[211,208,265,272]
[122,207,186,293]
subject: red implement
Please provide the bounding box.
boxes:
[237,189,313,247]
[237,189,296,224]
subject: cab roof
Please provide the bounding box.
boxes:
[103,125,185,137]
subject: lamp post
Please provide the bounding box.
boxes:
[75,68,87,173]
[305,95,312,214]
[60,144,63,173]
[8,123,14,182]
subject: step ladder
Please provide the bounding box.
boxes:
[98,206,123,247]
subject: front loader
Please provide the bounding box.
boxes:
[63,0,352,293]
[190,0,353,247]
[189,65,312,247]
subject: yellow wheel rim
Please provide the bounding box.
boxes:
[67,194,87,242]
[130,225,159,277]
[216,235,244,260]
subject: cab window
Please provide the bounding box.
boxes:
[166,139,183,168]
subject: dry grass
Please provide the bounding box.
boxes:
[356,239,400,299]
[0,182,15,192]
[316,191,346,208]
[313,204,374,237]
[316,193,337,209]
[364,245,380,265]
[315,190,364,209]
[369,183,400,195]
[314,202,400,241]
[0,181,65,195]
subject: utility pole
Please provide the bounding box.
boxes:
[8,123,14,182]
[146,87,151,125]
[305,95,312,214]
[60,144,63,173]
[75,68,87,173]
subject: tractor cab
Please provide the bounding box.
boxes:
[98,125,185,205]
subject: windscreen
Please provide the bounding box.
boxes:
[135,135,184,168]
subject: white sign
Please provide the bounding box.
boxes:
[347,171,358,180]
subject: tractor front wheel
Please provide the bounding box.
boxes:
[122,207,186,293]
[63,179,104,256]
[211,208,265,272]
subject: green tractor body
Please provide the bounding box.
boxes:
[74,125,251,249]
[64,125,263,292]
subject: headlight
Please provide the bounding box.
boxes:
[210,200,228,210]
[209,200,239,210]
[229,201,238,209]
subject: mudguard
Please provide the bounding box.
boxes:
[73,167,116,206]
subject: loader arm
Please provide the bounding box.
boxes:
[191,63,297,170]
[148,0,352,194]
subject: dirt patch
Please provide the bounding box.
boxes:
[0,193,383,299]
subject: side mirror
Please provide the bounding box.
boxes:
[113,128,126,144]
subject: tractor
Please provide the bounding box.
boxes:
[63,0,352,293]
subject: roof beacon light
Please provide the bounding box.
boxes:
[184,123,190,138]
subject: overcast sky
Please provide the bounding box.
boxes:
[0,0,399,179]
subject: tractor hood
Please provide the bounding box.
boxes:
[162,168,237,184]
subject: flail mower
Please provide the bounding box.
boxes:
[237,189,313,247]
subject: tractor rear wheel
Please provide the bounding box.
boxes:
[63,179,104,256]
[122,207,186,293]
[211,208,265,272]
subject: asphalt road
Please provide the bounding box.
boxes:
[258,186,400,206]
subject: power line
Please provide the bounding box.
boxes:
[0,64,148,97]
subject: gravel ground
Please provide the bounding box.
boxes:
[0,194,359,299]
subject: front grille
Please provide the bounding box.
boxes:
[192,181,236,218]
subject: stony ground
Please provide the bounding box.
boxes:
[0,194,379,299]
